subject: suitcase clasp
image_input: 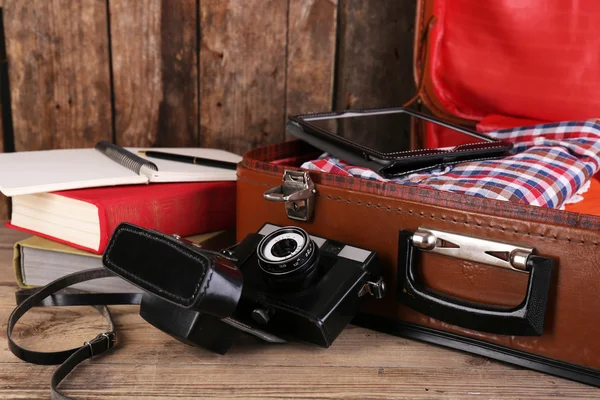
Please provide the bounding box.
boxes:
[263,170,316,222]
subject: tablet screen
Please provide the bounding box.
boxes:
[302,109,488,154]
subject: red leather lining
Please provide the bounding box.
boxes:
[428,0,600,122]
[424,123,481,148]
[424,115,546,148]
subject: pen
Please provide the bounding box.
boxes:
[138,150,238,170]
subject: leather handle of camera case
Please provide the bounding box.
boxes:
[397,230,554,336]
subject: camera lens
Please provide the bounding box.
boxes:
[271,238,298,258]
[257,227,320,291]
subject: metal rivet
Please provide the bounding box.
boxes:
[412,231,437,251]
[510,249,530,271]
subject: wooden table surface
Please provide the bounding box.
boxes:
[0,225,598,399]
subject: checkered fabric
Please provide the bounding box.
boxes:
[301,120,600,209]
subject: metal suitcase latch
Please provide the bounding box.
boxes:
[412,227,534,273]
[263,170,316,221]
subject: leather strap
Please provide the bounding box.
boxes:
[7,268,142,400]
[14,290,142,307]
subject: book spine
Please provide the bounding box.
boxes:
[12,242,32,289]
[97,183,236,253]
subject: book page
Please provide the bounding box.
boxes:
[0,148,148,196]
[131,147,242,182]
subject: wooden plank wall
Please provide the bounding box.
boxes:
[0,2,10,219]
[0,0,415,219]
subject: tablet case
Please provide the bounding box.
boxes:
[286,108,512,178]
[236,0,600,387]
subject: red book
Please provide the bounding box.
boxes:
[7,182,236,254]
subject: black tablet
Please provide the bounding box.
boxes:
[287,107,512,178]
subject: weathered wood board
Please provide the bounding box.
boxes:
[110,0,198,148]
[0,78,6,219]
[0,1,417,156]
[286,0,338,117]
[3,0,112,151]
[199,0,289,155]
[335,0,416,148]
[0,105,5,218]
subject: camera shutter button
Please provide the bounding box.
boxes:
[252,308,274,325]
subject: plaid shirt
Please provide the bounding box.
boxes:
[301,120,600,209]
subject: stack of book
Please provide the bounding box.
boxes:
[0,142,241,292]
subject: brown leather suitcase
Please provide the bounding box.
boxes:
[236,0,600,386]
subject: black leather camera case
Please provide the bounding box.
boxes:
[102,223,243,316]
[102,223,245,353]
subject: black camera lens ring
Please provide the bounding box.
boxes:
[256,227,320,291]
[257,227,314,274]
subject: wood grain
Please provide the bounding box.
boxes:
[3,364,597,400]
[0,200,6,222]
[0,225,597,399]
[0,225,27,249]
[0,305,515,371]
[0,93,5,220]
[110,0,198,147]
[0,200,5,223]
[335,0,416,149]
[3,0,112,151]
[336,0,415,109]
[0,196,6,224]
[0,7,6,219]
[0,201,6,223]
[199,0,288,155]
[285,0,337,117]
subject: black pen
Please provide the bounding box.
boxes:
[138,150,238,170]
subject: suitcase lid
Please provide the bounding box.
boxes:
[414,0,600,126]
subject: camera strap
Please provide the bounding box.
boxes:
[6,266,286,400]
[6,268,140,400]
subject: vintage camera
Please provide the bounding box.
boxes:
[102,222,385,354]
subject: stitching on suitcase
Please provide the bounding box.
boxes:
[239,176,600,246]
[319,195,600,246]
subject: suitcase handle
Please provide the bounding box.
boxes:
[397,230,554,336]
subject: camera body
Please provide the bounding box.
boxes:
[233,223,383,347]
[103,222,384,354]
